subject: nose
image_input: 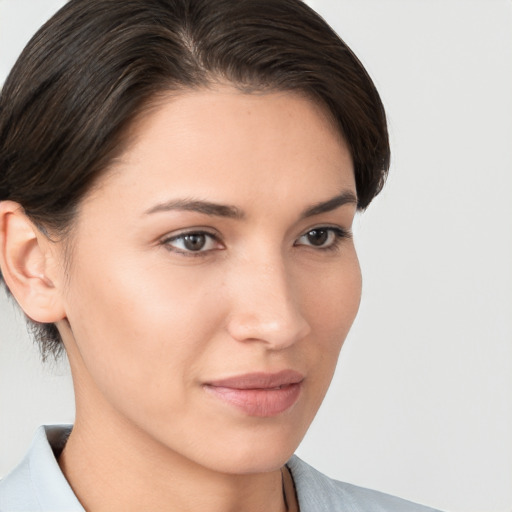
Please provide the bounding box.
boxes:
[225,257,311,350]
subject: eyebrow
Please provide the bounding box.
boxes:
[300,190,357,219]
[144,190,357,220]
[145,199,244,219]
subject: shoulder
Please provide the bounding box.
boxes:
[0,425,83,512]
[287,455,443,512]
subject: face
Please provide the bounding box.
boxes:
[57,88,361,474]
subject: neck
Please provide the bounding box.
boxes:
[59,404,287,512]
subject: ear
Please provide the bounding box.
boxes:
[0,201,66,323]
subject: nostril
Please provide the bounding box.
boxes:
[226,308,310,349]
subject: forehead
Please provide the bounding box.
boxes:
[83,88,355,216]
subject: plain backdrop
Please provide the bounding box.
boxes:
[0,1,511,511]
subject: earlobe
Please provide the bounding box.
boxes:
[0,201,66,323]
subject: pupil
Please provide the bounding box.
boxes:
[307,229,328,246]
[184,234,206,251]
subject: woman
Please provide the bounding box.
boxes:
[0,0,441,510]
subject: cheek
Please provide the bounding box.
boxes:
[62,251,225,411]
[301,252,362,340]
[300,252,362,381]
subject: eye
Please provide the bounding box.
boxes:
[162,231,222,255]
[295,227,349,251]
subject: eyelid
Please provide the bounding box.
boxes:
[298,224,352,238]
[294,225,352,250]
[160,229,224,256]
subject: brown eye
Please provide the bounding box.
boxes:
[182,234,206,251]
[306,229,329,246]
[295,227,348,251]
[163,231,222,254]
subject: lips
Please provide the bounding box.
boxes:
[203,370,304,417]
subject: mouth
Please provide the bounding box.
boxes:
[203,370,304,417]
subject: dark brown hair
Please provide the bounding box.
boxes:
[0,0,390,359]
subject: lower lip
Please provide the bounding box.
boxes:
[203,382,302,417]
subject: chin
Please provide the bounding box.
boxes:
[188,421,308,475]
[205,448,296,475]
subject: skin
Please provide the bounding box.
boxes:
[0,88,361,512]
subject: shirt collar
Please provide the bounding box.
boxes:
[26,425,84,511]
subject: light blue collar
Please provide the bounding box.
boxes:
[0,424,84,511]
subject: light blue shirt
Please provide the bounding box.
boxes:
[0,425,442,511]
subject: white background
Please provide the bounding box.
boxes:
[0,1,511,511]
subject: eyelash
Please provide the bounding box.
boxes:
[294,227,351,253]
[161,230,221,257]
[161,226,351,257]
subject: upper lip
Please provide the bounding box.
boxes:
[205,370,304,390]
